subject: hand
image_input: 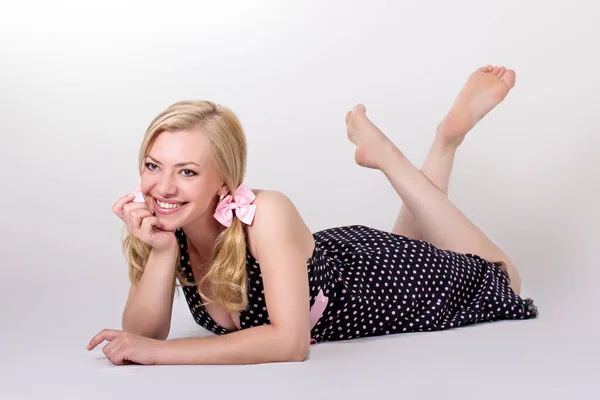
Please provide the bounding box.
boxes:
[85,329,163,365]
[112,193,177,251]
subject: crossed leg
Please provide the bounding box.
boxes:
[345,65,522,295]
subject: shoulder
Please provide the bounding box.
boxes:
[250,189,298,220]
[251,189,293,209]
[246,189,314,262]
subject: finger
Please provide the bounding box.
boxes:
[123,202,150,215]
[123,203,152,227]
[105,339,134,366]
[115,198,147,222]
[128,210,155,237]
[112,347,133,366]
[102,336,118,355]
[112,194,137,217]
[103,340,122,361]
[141,215,162,234]
[106,344,129,366]
[129,209,154,226]
[86,329,122,351]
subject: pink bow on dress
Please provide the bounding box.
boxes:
[213,183,257,227]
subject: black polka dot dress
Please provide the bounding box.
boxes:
[175,225,538,343]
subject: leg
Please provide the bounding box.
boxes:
[391,136,456,240]
[392,65,516,240]
[345,68,522,294]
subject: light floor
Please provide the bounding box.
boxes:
[1,270,598,400]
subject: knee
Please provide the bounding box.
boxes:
[492,259,521,295]
[502,260,522,296]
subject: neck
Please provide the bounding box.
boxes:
[181,212,226,259]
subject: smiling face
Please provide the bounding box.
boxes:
[140,128,227,230]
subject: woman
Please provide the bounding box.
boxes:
[86,65,538,365]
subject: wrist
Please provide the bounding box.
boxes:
[148,245,179,271]
[153,338,169,365]
[151,243,179,257]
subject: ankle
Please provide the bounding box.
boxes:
[378,145,406,173]
[432,133,460,154]
[435,121,465,149]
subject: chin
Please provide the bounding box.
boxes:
[157,220,182,232]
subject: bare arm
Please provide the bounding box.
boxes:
[121,246,178,340]
[158,324,307,365]
[157,191,314,364]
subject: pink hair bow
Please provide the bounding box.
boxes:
[213,183,257,227]
[132,180,145,203]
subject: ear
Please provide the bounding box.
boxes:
[217,183,229,198]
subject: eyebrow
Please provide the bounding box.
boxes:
[146,155,200,168]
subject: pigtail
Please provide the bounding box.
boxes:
[199,217,248,312]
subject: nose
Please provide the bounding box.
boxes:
[156,173,178,197]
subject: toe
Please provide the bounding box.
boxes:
[502,70,516,89]
[352,104,367,116]
[346,110,352,124]
[491,66,500,75]
[497,66,506,77]
[480,65,493,72]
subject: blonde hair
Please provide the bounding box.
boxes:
[121,100,249,312]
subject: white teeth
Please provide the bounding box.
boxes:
[156,199,184,209]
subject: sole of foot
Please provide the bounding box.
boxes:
[437,65,516,147]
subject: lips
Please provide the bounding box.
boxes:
[153,198,189,215]
[153,196,187,205]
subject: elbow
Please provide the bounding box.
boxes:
[281,337,310,363]
[121,322,170,341]
[142,328,170,341]
[152,331,169,341]
[288,349,309,363]
[130,329,168,341]
[151,325,170,340]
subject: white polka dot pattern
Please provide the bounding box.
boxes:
[175,225,538,342]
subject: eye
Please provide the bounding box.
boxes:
[145,162,197,177]
[182,169,197,177]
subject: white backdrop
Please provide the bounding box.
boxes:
[1,0,598,399]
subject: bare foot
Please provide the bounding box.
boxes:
[437,65,516,147]
[346,104,396,170]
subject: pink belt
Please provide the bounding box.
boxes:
[309,289,328,345]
